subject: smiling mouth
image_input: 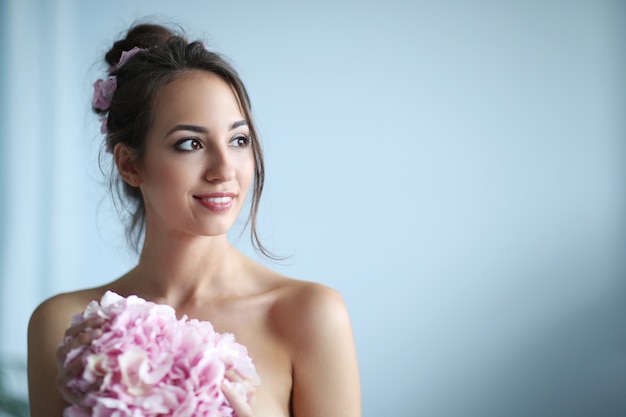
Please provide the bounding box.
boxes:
[193,193,236,212]
[200,196,232,204]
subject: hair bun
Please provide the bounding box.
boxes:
[105,24,175,68]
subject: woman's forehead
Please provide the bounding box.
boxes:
[152,71,245,128]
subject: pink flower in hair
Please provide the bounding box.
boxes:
[109,46,146,73]
[60,291,259,417]
[91,77,116,111]
[98,117,108,134]
[92,47,146,136]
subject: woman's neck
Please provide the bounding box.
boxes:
[122,227,248,307]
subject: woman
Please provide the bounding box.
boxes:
[27,23,361,417]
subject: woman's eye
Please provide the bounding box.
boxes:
[230,135,251,148]
[175,138,203,151]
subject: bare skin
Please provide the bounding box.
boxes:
[27,72,361,417]
[29,250,359,417]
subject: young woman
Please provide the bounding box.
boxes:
[27,23,361,417]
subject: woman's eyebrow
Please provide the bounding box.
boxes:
[166,120,247,136]
[231,120,248,130]
[166,124,209,136]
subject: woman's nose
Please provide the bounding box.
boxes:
[204,147,236,182]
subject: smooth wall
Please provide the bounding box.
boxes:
[1,1,624,416]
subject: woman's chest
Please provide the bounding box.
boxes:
[178,299,294,416]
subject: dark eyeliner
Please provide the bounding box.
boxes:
[231,134,251,147]
[174,137,202,151]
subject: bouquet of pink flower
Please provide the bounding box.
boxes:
[61,291,259,417]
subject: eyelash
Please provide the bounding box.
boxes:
[230,135,252,148]
[174,137,203,151]
[173,135,252,152]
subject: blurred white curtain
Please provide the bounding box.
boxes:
[0,0,129,361]
[2,0,70,358]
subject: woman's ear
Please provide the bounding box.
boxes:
[114,143,143,187]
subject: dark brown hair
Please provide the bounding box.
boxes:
[95,23,270,257]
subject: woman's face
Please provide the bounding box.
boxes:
[135,70,255,238]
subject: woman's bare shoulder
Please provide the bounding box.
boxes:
[266,275,352,349]
[33,287,107,313]
[273,278,346,312]
[29,287,109,334]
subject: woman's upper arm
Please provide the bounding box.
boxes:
[289,284,361,417]
[27,296,72,417]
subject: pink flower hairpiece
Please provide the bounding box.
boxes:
[92,78,116,111]
[92,47,146,134]
[109,46,145,73]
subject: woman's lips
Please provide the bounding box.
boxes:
[193,192,236,212]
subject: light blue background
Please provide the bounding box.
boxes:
[1,1,625,416]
